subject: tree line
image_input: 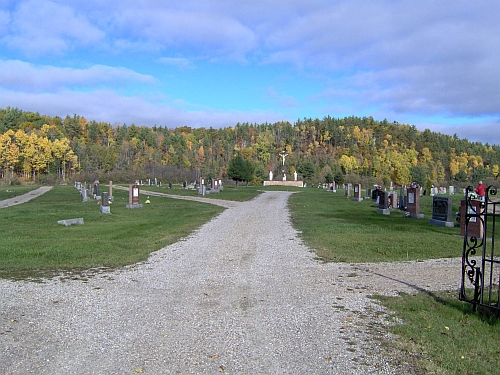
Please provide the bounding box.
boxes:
[1,106,499,188]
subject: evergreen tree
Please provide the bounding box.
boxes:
[227,154,250,185]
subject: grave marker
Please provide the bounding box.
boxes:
[376,191,390,215]
[459,199,483,238]
[429,196,454,227]
[126,184,143,209]
[352,184,363,201]
[100,192,111,214]
[406,186,424,218]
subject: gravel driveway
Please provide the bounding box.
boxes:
[0,190,461,374]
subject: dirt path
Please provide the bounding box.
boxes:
[0,190,461,374]
[0,186,52,208]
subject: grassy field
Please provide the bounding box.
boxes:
[128,183,262,202]
[0,184,224,279]
[289,187,465,262]
[0,185,39,200]
[372,291,500,375]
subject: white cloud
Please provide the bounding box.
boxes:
[3,0,104,55]
[0,88,284,128]
[111,8,257,61]
[414,121,500,146]
[0,60,156,91]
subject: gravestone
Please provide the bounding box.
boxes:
[377,191,390,215]
[459,199,483,238]
[449,186,455,195]
[57,218,84,226]
[199,177,206,196]
[352,184,363,201]
[126,184,143,209]
[81,187,90,202]
[93,180,100,200]
[345,184,351,197]
[406,187,424,219]
[100,192,111,214]
[429,196,454,227]
[390,192,398,208]
[365,188,371,199]
[108,180,113,202]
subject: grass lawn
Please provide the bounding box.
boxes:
[0,185,224,279]
[372,291,500,375]
[131,183,262,202]
[0,185,39,200]
[289,187,465,262]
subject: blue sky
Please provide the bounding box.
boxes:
[1,0,499,145]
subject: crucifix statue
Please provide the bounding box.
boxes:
[279,150,288,166]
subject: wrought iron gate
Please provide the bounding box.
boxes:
[460,185,499,312]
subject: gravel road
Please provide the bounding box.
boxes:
[0,190,461,374]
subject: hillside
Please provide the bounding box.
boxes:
[0,107,499,187]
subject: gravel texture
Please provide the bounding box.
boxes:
[0,190,461,374]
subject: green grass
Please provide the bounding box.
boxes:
[289,188,465,262]
[0,185,39,200]
[0,185,224,279]
[373,291,500,375]
[121,184,262,202]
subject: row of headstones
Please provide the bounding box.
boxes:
[75,181,107,202]
[337,183,422,217]
[136,178,162,187]
[75,181,147,214]
[195,177,223,196]
[340,182,482,236]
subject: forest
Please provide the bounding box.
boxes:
[0,106,499,190]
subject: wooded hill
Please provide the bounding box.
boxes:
[0,106,499,188]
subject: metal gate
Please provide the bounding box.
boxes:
[460,185,499,312]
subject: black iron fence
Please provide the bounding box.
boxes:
[460,185,499,312]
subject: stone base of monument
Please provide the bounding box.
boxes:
[352,198,364,202]
[409,213,424,219]
[377,208,391,215]
[126,204,143,209]
[262,181,304,187]
[100,205,111,214]
[428,218,454,227]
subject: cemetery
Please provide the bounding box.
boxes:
[1,182,499,375]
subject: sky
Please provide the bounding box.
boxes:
[1,0,499,146]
